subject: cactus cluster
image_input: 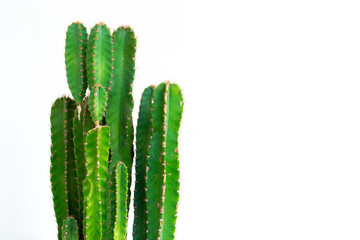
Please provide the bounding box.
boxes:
[50,22,183,240]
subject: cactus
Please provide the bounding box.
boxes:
[73,98,94,237]
[62,217,79,240]
[114,162,129,240]
[144,82,183,240]
[65,22,88,103]
[83,126,110,239]
[105,26,136,239]
[133,86,155,240]
[50,97,79,239]
[50,22,183,240]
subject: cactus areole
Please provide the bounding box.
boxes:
[50,22,184,240]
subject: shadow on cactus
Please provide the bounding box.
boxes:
[50,22,184,240]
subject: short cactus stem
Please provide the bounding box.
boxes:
[65,22,88,102]
[62,217,80,240]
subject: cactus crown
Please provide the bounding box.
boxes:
[50,22,183,240]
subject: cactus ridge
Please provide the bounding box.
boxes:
[145,82,183,240]
[84,126,110,240]
[50,96,77,239]
[105,26,136,239]
[133,86,155,240]
[65,22,88,102]
[114,162,129,240]
[62,217,80,240]
[73,97,94,238]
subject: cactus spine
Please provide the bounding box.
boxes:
[51,22,183,240]
[62,217,80,240]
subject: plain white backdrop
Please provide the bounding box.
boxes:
[1,0,360,239]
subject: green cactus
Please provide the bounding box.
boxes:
[50,97,80,239]
[145,82,183,240]
[50,22,183,240]
[105,26,136,239]
[73,97,94,237]
[83,126,110,239]
[65,22,88,103]
[133,85,155,240]
[86,23,112,125]
[62,217,79,240]
[114,162,129,240]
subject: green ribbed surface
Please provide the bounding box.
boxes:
[160,83,183,240]
[133,86,155,240]
[89,85,108,123]
[146,83,167,240]
[86,23,112,124]
[73,97,94,238]
[146,82,183,240]
[83,126,110,240]
[50,96,77,239]
[105,26,136,240]
[86,23,112,90]
[114,162,128,240]
[62,217,79,240]
[65,22,88,102]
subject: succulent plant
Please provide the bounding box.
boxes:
[50,22,183,240]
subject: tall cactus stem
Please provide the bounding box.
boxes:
[50,96,77,239]
[133,86,155,240]
[114,162,129,240]
[65,22,88,102]
[105,26,136,239]
[83,126,110,240]
[62,217,80,240]
[146,82,183,240]
[73,97,94,238]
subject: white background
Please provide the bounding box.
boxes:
[1,0,360,239]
